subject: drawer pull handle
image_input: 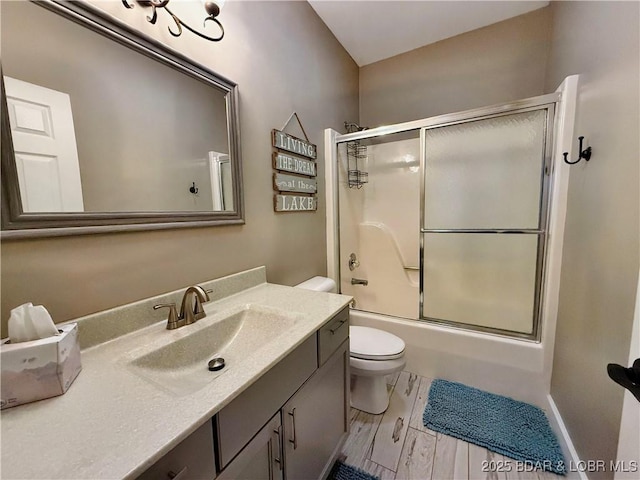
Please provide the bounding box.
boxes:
[268,434,274,480]
[288,408,297,450]
[167,466,188,480]
[329,319,347,335]
[273,425,283,471]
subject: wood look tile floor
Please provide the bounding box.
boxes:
[340,371,564,480]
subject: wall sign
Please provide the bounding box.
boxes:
[274,194,317,212]
[271,114,317,213]
[272,129,317,159]
[274,173,317,194]
[273,152,317,177]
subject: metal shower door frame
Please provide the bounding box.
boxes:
[418,97,558,342]
[333,92,560,341]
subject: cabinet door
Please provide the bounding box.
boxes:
[215,335,317,469]
[283,340,349,480]
[217,413,284,480]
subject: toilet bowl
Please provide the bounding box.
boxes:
[294,277,406,415]
[349,326,406,414]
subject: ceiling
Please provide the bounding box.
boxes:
[307,1,549,66]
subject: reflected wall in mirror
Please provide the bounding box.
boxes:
[1,0,243,237]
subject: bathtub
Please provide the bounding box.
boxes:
[348,308,549,407]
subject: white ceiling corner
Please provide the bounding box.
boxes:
[307,1,550,66]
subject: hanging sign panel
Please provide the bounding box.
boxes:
[273,152,317,177]
[274,173,317,194]
[272,129,317,159]
[274,194,317,212]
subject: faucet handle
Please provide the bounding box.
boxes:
[153,303,183,330]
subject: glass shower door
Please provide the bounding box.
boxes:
[338,130,421,319]
[420,107,554,339]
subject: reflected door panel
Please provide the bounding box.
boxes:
[5,76,84,212]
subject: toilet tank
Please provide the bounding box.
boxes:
[294,276,336,293]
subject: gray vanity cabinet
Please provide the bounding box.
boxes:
[215,335,318,470]
[215,307,350,480]
[282,340,349,480]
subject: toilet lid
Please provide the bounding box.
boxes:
[350,326,405,361]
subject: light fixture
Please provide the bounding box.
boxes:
[122,0,225,42]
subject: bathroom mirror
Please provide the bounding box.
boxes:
[1,0,243,238]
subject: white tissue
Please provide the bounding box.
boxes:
[8,303,57,343]
[8,303,31,343]
[30,305,59,338]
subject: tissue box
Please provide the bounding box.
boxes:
[1,324,82,409]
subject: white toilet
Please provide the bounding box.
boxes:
[349,326,406,414]
[295,276,407,415]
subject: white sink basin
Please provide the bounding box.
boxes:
[124,304,300,396]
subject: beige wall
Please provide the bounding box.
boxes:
[544,2,639,476]
[359,7,552,127]
[0,1,359,334]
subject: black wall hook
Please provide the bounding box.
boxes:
[189,182,198,194]
[608,358,640,403]
[563,136,592,165]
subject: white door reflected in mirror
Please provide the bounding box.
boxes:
[4,76,84,213]
[209,151,233,212]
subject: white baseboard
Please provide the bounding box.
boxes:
[545,394,588,480]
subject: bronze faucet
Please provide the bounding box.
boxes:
[153,285,211,330]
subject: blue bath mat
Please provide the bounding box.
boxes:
[329,461,379,480]
[423,379,566,475]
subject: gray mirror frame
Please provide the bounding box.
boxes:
[1,0,244,239]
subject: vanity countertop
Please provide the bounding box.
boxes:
[0,270,351,479]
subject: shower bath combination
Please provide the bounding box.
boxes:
[336,99,555,340]
[324,78,579,405]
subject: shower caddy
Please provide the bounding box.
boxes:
[344,122,369,188]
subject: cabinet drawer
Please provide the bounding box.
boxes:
[215,335,317,470]
[137,422,215,480]
[317,307,349,366]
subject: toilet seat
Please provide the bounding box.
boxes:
[350,326,405,361]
